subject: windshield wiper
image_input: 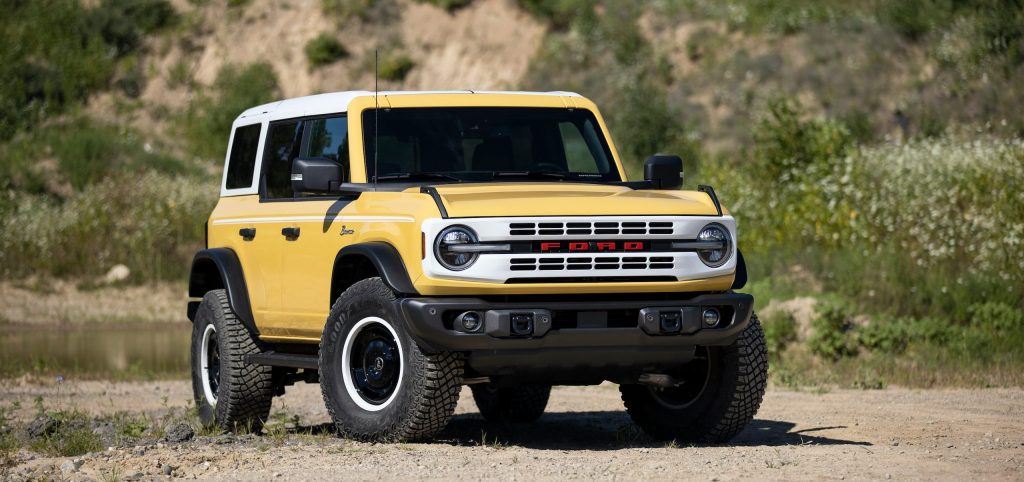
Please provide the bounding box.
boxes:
[492,170,571,180]
[375,172,463,182]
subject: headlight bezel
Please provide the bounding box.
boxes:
[433,225,480,271]
[696,222,732,268]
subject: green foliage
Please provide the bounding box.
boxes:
[762,311,797,358]
[752,97,853,182]
[29,411,102,457]
[184,63,280,160]
[808,298,858,360]
[0,119,191,195]
[969,302,1024,332]
[305,34,349,68]
[416,0,473,12]
[0,172,216,281]
[90,0,179,56]
[0,406,15,469]
[321,0,377,20]
[515,0,596,30]
[378,52,415,81]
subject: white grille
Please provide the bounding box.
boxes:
[509,221,674,236]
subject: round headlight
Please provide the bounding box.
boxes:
[696,223,732,268]
[434,226,479,271]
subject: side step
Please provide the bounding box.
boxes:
[247,351,319,370]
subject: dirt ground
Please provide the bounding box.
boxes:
[2,379,1022,481]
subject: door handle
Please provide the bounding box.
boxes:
[239,228,256,240]
[281,227,300,238]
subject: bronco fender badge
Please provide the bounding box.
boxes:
[340,225,354,236]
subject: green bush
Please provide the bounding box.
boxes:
[0,172,216,281]
[969,302,1024,332]
[184,63,280,160]
[808,298,858,360]
[90,0,179,56]
[321,0,377,20]
[378,52,415,81]
[416,0,473,12]
[752,97,853,182]
[761,311,797,358]
[305,33,349,68]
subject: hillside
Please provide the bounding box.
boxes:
[1,0,1022,388]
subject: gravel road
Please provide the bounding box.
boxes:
[2,379,1021,481]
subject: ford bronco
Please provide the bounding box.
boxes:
[187,91,767,442]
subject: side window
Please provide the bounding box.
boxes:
[261,120,304,199]
[225,123,261,189]
[306,116,350,181]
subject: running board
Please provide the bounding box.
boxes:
[247,352,319,370]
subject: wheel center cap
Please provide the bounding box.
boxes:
[374,357,384,371]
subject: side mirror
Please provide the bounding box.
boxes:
[643,155,683,190]
[292,157,343,194]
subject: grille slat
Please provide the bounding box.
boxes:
[508,221,676,236]
[508,256,674,272]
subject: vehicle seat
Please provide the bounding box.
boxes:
[472,137,514,171]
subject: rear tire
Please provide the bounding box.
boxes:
[620,313,768,443]
[471,384,551,423]
[190,289,274,433]
[319,278,464,442]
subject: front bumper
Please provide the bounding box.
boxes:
[398,292,753,380]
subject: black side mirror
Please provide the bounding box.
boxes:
[643,155,683,189]
[292,157,344,194]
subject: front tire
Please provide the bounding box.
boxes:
[620,313,768,443]
[319,278,464,442]
[471,384,551,423]
[190,289,274,433]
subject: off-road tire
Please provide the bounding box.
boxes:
[620,313,768,443]
[471,384,551,423]
[190,289,275,433]
[319,277,464,442]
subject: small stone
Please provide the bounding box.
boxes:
[273,473,282,478]
[103,264,131,284]
[59,460,82,474]
[164,465,174,476]
[164,422,195,443]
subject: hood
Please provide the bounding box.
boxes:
[419,183,721,218]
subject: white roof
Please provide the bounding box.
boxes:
[236,90,582,123]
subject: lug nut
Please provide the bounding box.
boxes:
[702,308,721,327]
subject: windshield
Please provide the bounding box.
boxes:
[363,107,620,183]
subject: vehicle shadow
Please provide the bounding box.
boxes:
[289,412,870,449]
[428,411,871,449]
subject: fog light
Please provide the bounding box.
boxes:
[458,312,482,332]
[702,308,721,327]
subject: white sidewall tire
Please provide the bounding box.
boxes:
[341,316,404,412]
[200,323,218,406]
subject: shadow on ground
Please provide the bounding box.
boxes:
[292,412,870,449]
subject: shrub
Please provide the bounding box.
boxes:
[90,0,179,56]
[969,302,1024,332]
[751,96,853,182]
[305,34,349,68]
[378,52,415,81]
[808,298,858,360]
[761,311,797,358]
[321,0,377,20]
[416,0,472,12]
[184,63,280,160]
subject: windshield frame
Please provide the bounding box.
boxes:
[361,106,623,185]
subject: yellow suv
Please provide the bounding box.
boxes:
[187,91,766,442]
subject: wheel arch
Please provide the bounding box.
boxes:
[331,242,418,305]
[187,248,257,333]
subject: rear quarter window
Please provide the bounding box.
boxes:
[225,123,262,190]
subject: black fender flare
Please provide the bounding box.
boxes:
[187,248,257,333]
[731,249,748,290]
[334,242,418,296]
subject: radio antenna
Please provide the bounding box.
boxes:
[373,49,380,191]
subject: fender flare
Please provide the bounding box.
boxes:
[334,242,418,296]
[731,249,748,290]
[187,248,257,333]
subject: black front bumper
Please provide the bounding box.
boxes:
[398,293,753,380]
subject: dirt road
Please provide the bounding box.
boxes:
[2,379,1022,480]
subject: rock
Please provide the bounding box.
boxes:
[164,465,174,476]
[59,459,83,474]
[26,415,59,439]
[164,422,195,443]
[102,264,131,284]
